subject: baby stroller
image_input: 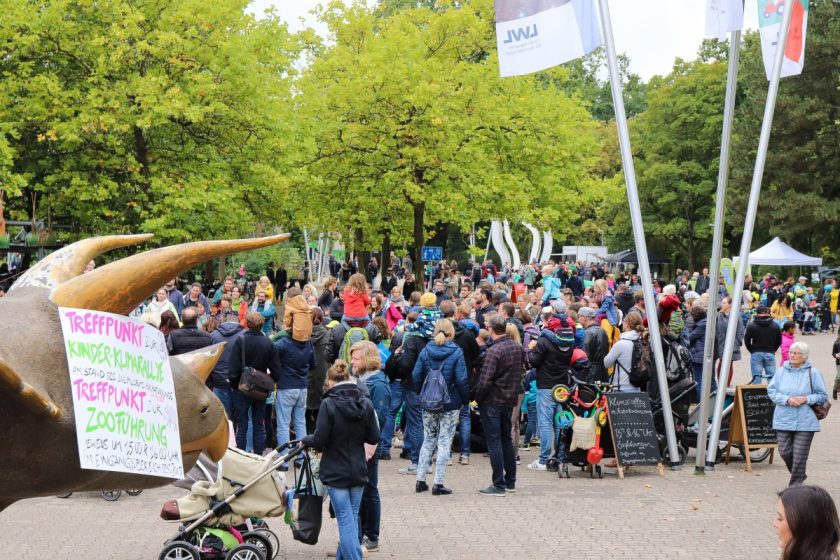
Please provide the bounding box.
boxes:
[648,376,697,466]
[158,440,307,560]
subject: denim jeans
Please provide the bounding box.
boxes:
[325,485,364,560]
[692,362,716,403]
[537,389,563,464]
[416,409,459,485]
[749,352,776,384]
[233,391,266,453]
[479,403,516,490]
[458,404,471,456]
[403,390,424,465]
[379,381,406,456]
[360,456,380,543]
[213,387,233,420]
[523,399,537,444]
[276,388,307,465]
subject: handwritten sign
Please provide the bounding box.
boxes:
[59,308,184,479]
[726,385,776,471]
[605,393,662,467]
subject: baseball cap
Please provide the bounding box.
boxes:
[578,307,596,318]
[550,300,567,313]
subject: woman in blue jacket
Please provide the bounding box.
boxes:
[411,319,469,495]
[767,341,828,486]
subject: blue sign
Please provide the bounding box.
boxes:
[421,246,443,262]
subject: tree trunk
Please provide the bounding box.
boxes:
[413,201,425,292]
[381,234,391,279]
[354,227,368,280]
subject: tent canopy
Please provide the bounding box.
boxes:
[605,249,669,265]
[745,237,822,266]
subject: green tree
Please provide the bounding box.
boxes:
[0,0,301,242]
[293,0,600,281]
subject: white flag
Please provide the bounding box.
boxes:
[495,0,602,78]
[758,0,809,79]
[705,0,744,40]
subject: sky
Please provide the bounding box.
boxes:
[248,1,761,80]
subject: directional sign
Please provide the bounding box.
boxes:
[421,246,443,262]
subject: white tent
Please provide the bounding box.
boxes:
[744,237,822,266]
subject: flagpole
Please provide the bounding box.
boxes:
[596,0,680,467]
[695,21,742,474]
[706,0,795,465]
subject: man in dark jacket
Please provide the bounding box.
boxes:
[614,283,635,317]
[209,315,246,418]
[275,264,288,303]
[274,333,316,469]
[381,270,399,298]
[167,307,213,356]
[474,287,496,329]
[526,320,573,470]
[578,307,609,383]
[329,289,345,323]
[695,268,710,295]
[228,312,284,453]
[744,305,782,384]
[566,269,584,298]
[500,302,524,341]
[441,301,480,464]
[307,309,330,434]
[474,316,523,496]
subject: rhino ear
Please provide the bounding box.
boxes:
[170,343,226,383]
[0,357,62,419]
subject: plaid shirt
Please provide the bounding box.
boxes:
[474,335,524,407]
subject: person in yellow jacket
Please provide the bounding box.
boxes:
[258,275,275,302]
[771,293,794,328]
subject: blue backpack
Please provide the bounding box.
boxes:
[419,358,450,412]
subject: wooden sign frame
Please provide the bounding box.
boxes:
[605,395,664,479]
[725,385,776,471]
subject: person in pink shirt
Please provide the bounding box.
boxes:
[780,320,797,366]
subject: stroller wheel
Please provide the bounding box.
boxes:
[251,528,279,560]
[126,489,143,496]
[545,458,559,472]
[225,543,265,560]
[159,540,200,560]
[596,465,603,478]
[242,532,273,560]
[101,490,121,501]
[56,492,73,499]
[561,463,570,479]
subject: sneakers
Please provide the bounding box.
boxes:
[362,536,378,552]
[518,443,531,450]
[505,486,516,493]
[398,464,417,475]
[515,455,521,465]
[527,459,547,471]
[479,485,506,497]
[459,455,470,465]
[398,450,411,460]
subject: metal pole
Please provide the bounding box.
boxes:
[696,24,742,474]
[707,0,795,464]
[597,0,680,467]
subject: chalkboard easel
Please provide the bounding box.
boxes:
[605,392,664,479]
[725,384,776,471]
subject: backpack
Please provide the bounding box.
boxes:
[419,357,450,412]
[339,326,369,368]
[628,336,653,388]
[664,336,691,382]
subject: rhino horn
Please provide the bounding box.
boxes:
[0,357,62,419]
[170,343,226,384]
[50,234,291,315]
[9,234,153,293]
[182,414,230,462]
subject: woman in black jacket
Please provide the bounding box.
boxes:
[302,362,380,560]
[227,312,283,454]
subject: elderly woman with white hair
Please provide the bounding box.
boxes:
[768,341,829,486]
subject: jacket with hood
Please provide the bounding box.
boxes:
[249,299,276,335]
[283,295,313,342]
[411,340,470,411]
[715,311,745,362]
[360,370,390,429]
[768,361,827,432]
[307,324,330,410]
[326,322,382,365]
[583,324,610,383]
[274,336,316,390]
[329,298,344,322]
[688,317,708,364]
[209,321,246,389]
[780,332,795,366]
[227,329,284,390]
[452,320,481,375]
[603,330,642,392]
[615,291,635,317]
[744,315,782,354]
[302,381,381,487]
[528,331,573,389]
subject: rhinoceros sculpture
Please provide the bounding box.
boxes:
[0,233,289,511]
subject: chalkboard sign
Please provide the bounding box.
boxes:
[726,385,777,471]
[605,392,662,469]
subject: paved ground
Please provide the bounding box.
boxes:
[5,332,839,559]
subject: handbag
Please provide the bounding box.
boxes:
[238,338,275,400]
[809,367,831,420]
[291,453,323,545]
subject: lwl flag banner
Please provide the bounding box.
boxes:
[758,0,809,79]
[705,0,744,40]
[495,0,602,77]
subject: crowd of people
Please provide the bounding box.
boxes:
[97,255,840,559]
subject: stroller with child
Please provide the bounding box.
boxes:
[158,441,308,560]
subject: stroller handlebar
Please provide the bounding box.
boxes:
[570,376,613,391]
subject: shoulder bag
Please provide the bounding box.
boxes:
[809,367,831,420]
[238,337,275,400]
